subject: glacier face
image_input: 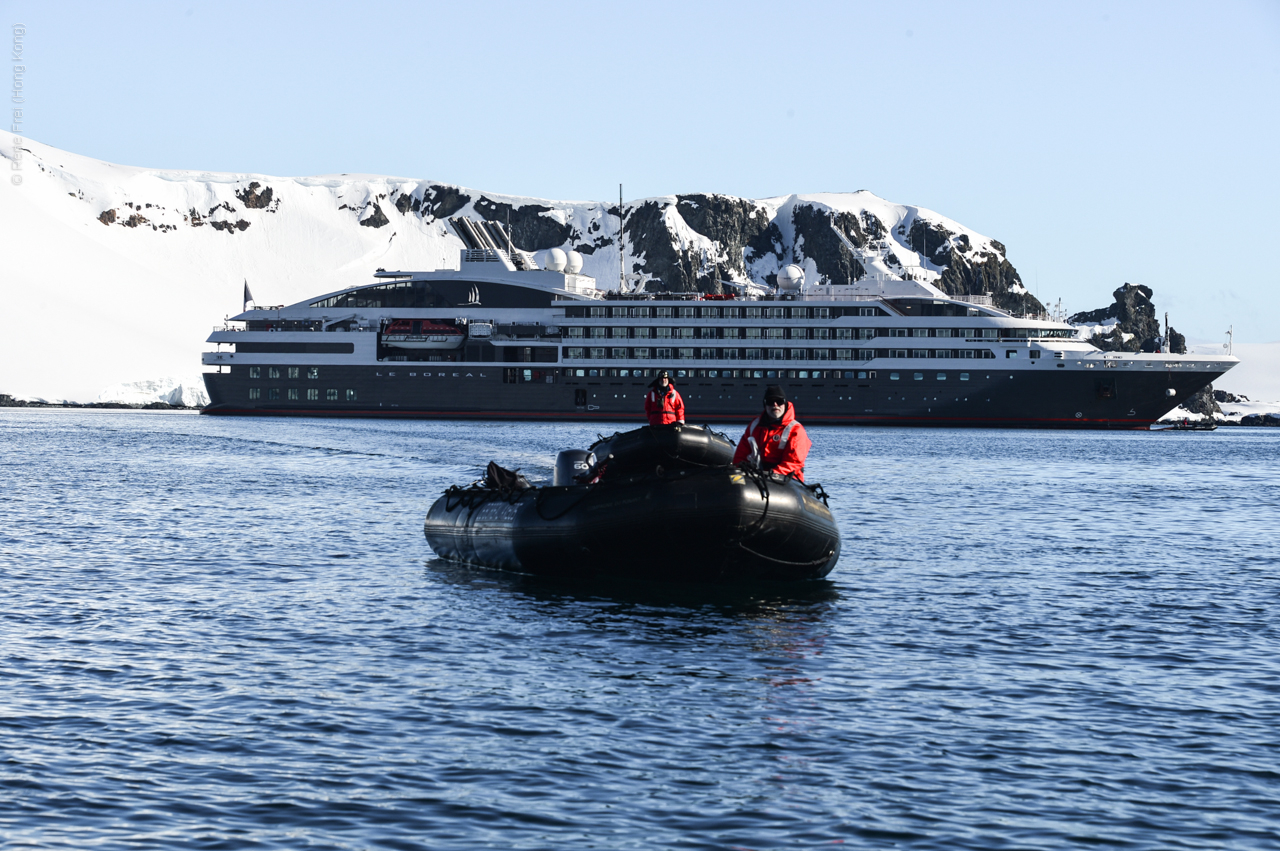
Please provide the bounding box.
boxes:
[96,377,210,407]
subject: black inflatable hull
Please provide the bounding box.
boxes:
[588,423,736,479]
[423,467,840,582]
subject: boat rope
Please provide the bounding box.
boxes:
[735,541,836,569]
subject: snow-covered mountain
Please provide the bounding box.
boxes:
[0,130,1039,403]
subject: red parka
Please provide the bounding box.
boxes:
[732,402,811,481]
[645,384,685,426]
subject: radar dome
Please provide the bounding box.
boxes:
[544,248,567,272]
[777,264,805,292]
[565,250,584,275]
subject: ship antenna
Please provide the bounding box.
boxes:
[618,183,625,293]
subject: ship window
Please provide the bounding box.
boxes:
[936,329,952,338]
[858,349,875,361]
[633,327,651,338]
[890,329,907,337]
[676,370,689,378]
[655,307,673,318]
[766,308,785,319]
[912,349,929,358]
[745,307,762,318]
[611,307,628,318]
[789,349,805,360]
[890,373,900,380]
[267,367,279,378]
[891,349,907,358]
[249,367,260,378]
[981,350,997,359]
[678,307,695,318]
[836,328,852,340]
[678,348,694,359]
[590,307,607,318]
[633,307,650,318]
[724,349,739,360]
[789,328,807,339]
[567,327,584,338]
[1006,350,1018,358]
[814,307,830,319]
[937,373,947,381]
[610,327,627,338]
[1030,349,1042,359]
[857,329,875,340]
[248,387,261,399]
[656,348,672,359]
[699,348,715,359]
[814,349,831,360]
[914,373,923,380]
[589,348,606,359]
[286,367,298,379]
[307,388,318,400]
[308,367,319,379]
[633,348,650,359]
[912,329,928,338]
[612,348,627,359]
[678,328,694,339]
[960,373,970,381]
[836,349,853,360]
[746,348,762,360]
[766,328,784,339]
[746,328,762,339]
[700,307,719,318]
[813,328,830,340]
[589,327,606,338]
[798,370,809,378]
[269,388,280,400]
[790,307,808,319]
[286,388,298,400]
[656,327,672,339]
[859,307,877,316]
[960,350,975,359]
[770,349,786,360]
[858,371,868,379]
[766,370,778,378]
[565,347,584,358]
[723,307,740,318]
[326,389,338,401]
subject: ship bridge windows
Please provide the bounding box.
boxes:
[886,298,988,317]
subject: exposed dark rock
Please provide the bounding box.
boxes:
[1214,390,1249,403]
[624,200,689,292]
[675,194,774,287]
[98,209,116,225]
[210,219,251,233]
[473,197,574,251]
[236,181,274,209]
[394,192,415,214]
[188,208,204,227]
[1068,283,1181,353]
[123,214,148,228]
[791,204,865,285]
[1181,384,1220,417]
[423,185,470,219]
[1240,413,1280,426]
[359,203,390,228]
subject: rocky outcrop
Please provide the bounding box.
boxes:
[97,208,116,225]
[359,203,389,228]
[791,205,866,286]
[1214,390,1249,404]
[1181,385,1221,417]
[235,181,275,210]
[473,197,574,252]
[1068,283,1184,353]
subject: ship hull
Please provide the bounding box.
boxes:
[201,362,1225,429]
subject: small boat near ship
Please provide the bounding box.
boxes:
[422,424,841,581]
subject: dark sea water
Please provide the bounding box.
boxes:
[2,410,1279,850]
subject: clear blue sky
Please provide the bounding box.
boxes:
[5,0,1278,341]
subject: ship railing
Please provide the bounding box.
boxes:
[955,294,994,306]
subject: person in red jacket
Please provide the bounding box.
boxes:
[644,370,685,426]
[732,385,811,481]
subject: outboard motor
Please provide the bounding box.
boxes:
[553,450,594,487]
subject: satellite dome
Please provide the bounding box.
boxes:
[777,264,805,292]
[565,250,584,275]
[544,248,567,272]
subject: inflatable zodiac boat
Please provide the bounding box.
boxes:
[423,424,840,582]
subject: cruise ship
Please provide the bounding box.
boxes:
[202,223,1238,428]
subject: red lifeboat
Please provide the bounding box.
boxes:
[381,319,466,350]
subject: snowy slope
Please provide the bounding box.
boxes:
[4,131,1020,402]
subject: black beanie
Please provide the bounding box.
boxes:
[764,385,786,404]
